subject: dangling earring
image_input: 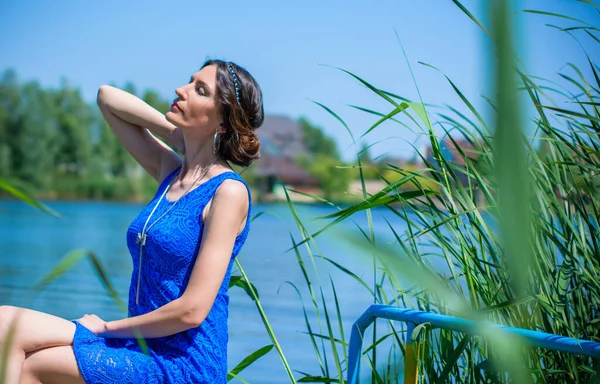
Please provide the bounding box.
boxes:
[212,132,220,155]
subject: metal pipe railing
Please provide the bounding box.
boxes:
[347,304,600,383]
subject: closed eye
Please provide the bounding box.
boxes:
[189,76,211,97]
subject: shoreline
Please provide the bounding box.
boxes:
[0,195,356,207]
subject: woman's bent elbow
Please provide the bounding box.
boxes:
[179,307,207,329]
[96,85,114,108]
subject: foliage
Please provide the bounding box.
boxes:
[2,1,600,383]
[298,117,340,160]
[275,1,600,383]
[358,142,373,165]
[379,164,439,193]
[0,73,168,201]
[306,154,353,200]
[296,117,353,199]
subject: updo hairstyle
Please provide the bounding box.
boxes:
[201,59,263,167]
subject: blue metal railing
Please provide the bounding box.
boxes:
[347,304,600,383]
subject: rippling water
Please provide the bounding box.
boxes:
[0,199,412,383]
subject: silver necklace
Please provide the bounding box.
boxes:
[135,161,217,304]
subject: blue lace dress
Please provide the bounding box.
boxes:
[71,169,251,383]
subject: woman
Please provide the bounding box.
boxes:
[0,59,263,383]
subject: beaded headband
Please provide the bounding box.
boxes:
[226,62,241,103]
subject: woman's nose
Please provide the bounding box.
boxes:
[175,86,186,100]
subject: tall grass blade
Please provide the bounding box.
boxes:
[0,179,59,217]
[235,259,297,383]
[229,275,259,301]
[227,344,274,381]
[493,0,533,301]
[0,317,17,384]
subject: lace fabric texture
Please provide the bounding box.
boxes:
[72,169,251,383]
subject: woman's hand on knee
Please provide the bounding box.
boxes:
[76,314,107,336]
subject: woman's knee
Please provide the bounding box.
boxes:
[0,306,76,354]
[0,305,22,340]
[0,305,16,323]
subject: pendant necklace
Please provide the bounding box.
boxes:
[135,161,217,304]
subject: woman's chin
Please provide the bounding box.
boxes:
[165,111,178,124]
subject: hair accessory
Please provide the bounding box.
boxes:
[226,62,241,103]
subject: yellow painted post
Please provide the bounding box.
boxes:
[404,322,420,384]
[403,342,419,384]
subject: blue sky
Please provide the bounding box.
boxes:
[0,0,598,161]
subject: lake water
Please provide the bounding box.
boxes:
[0,200,415,383]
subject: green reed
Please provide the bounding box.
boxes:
[274,1,600,383]
[2,1,599,383]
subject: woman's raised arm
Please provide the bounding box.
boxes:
[96,85,183,182]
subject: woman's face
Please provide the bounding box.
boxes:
[166,64,222,134]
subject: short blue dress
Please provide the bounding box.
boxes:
[71,168,251,383]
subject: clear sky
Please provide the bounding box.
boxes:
[0,0,598,161]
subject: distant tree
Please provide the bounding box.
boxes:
[350,142,380,180]
[0,71,166,199]
[0,73,66,188]
[123,82,137,97]
[96,117,133,178]
[53,81,94,176]
[0,70,20,178]
[21,80,61,188]
[358,141,373,164]
[297,117,340,160]
[295,117,353,199]
[143,89,170,115]
[308,154,352,200]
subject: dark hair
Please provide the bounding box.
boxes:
[201,59,263,167]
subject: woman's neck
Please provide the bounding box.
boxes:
[178,136,227,181]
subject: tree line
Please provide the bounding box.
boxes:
[0,70,171,200]
[0,70,385,202]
